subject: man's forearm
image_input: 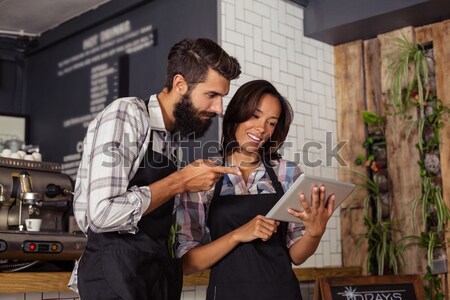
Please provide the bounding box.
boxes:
[145,171,185,215]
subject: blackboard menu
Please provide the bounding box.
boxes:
[316,275,425,300]
[25,0,218,179]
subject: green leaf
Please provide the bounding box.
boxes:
[362,111,383,125]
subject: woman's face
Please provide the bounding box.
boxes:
[234,93,281,154]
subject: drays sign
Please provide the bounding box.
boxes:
[316,275,424,300]
[331,283,416,299]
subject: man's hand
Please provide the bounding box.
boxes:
[179,159,241,192]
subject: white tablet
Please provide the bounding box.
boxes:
[265,174,355,223]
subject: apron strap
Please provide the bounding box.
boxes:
[262,160,284,196]
[213,163,225,198]
[263,160,289,250]
[144,98,150,112]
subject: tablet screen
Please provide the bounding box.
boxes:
[265,174,355,223]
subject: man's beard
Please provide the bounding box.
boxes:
[173,93,215,139]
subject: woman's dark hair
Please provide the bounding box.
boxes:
[222,80,293,162]
[165,38,241,91]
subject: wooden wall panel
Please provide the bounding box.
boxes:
[432,19,450,293]
[334,40,368,274]
[336,19,450,287]
[335,40,367,209]
[415,23,435,44]
[378,27,427,276]
[363,39,384,118]
[340,208,369,274]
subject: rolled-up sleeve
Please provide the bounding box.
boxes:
[74,98,151,234]
[174,190,210,258]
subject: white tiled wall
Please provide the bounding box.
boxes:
[0,291,80,300]
[180,283,316,300]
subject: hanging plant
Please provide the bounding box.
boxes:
[352,170,411,275]
[389,36,429,118]
[353,111,412,275]
[388,35,450,300]
[356,111,386,176]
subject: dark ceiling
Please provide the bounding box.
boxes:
[301,0,450,45]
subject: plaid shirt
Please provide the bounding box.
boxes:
[175,158,306,259]
[70,95,180,292]
[73,95,179,235]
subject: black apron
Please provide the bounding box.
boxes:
[78,123,182,298]
[206,161,302,300]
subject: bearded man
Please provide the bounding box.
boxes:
[69,38,241,300]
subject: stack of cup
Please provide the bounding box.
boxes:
[0,149,42,161]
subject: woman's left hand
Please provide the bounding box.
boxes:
[287,185,335,238]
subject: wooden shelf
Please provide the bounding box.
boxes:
[0,267,361,293]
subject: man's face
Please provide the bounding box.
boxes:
[173,68,230,138]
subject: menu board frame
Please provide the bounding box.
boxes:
[315,274,425,300]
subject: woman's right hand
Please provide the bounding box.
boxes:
[232,215,279,242]
[181,215,279,275]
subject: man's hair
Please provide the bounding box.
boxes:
[222,79,293,162]
[165,38,241,91]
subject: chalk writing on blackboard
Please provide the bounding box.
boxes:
[331,283,416,299]
[316,275,425,300]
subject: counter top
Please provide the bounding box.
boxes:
[0,267,361,293]
[0,272,73,293]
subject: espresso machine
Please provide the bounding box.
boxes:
[0,157,86,269]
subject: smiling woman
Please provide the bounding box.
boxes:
[232,93,281,158]
[175,79,336,300]
[222,79,293,164]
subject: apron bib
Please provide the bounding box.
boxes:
[206,161,302,300]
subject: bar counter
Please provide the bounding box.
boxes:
[0,266,361,293]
